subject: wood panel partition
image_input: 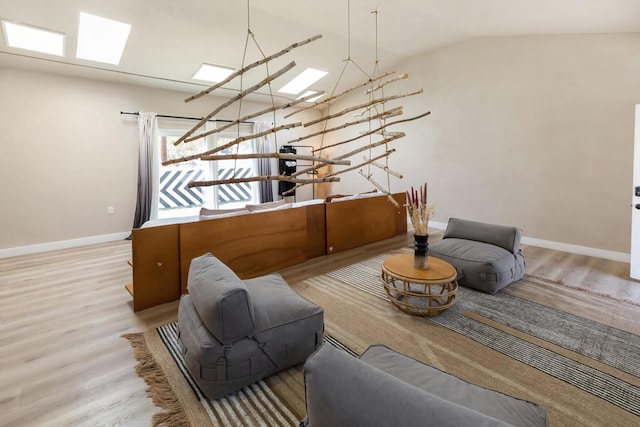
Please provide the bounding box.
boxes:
[179,207,311,293]
[129,224,181,311]
[325,193,407,254]
[305,203,327,259]
[126,197,406,311]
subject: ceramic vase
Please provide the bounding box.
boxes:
[414,234,429,269]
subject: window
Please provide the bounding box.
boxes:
[212,128,259,209]
[156,119,256,218]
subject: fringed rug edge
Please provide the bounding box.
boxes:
[123,332,191,427]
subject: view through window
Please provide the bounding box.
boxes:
[157,121,257,218]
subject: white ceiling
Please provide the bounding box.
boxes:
[2,0,640,103]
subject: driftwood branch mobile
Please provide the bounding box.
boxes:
[158,5,431,203]
[184,34,323,103]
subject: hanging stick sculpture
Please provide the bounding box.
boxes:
[313,111,430,153]
[292,132,406,178]
[188,175,339,189]
[163,122,302,166]
[184,34,322,103]
[325,149,395,178]
[303,89,423,127]
[364,155,403,178]
[282,149,395,196]
[287,106,403,144]
[184,90,325,144]
[283,71,395,119]
[358,170,400,208]
[333,132,405,161]
[201,152,350,166]
[364,73,409,94]
[156,3,432,203]
[174,61,296,146]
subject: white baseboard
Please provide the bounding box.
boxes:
[0,232,131,259]
[426,221,629,263]
[429,221,448,230]
[520,236,629,263]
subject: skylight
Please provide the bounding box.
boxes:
[76,12,131,65]
[278,68,327,95]
[192,64,235,83]
[1,20,64,56]
[297,90,325,103]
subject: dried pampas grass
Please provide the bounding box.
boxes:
[406,182,435,236]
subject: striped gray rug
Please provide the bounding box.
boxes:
[154,323,354,426]
[326,257,640,417]
[157,322,299,426]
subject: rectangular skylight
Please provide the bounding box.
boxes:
[1,20,64,56]
[297,90,325,103]
[278,68,327,95]
[76,12,131,65]
[192,64,235,83]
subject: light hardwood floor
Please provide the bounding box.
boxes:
[1,233,638,426]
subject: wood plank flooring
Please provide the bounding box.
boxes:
[0,232,638,426]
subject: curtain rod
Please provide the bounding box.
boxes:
[120,111,254,124]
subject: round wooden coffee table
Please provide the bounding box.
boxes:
[381,254,458,317]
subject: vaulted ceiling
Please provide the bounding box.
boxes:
[2,0,640,103]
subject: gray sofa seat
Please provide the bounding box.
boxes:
[302,343,549,427]
[178,253,324,400]
[429,218,525,293]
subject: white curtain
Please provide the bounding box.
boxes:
[132,112,158,228]
[255,121,276,202]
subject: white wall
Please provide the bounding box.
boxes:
[3,33,638,256]
[0,67,321,250]
[326,33,640,254]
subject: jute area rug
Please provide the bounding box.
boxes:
[125,250,640,427]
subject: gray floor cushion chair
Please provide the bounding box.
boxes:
[178,253,324,400]
[429,217,525,293]
[302,343,549,427]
